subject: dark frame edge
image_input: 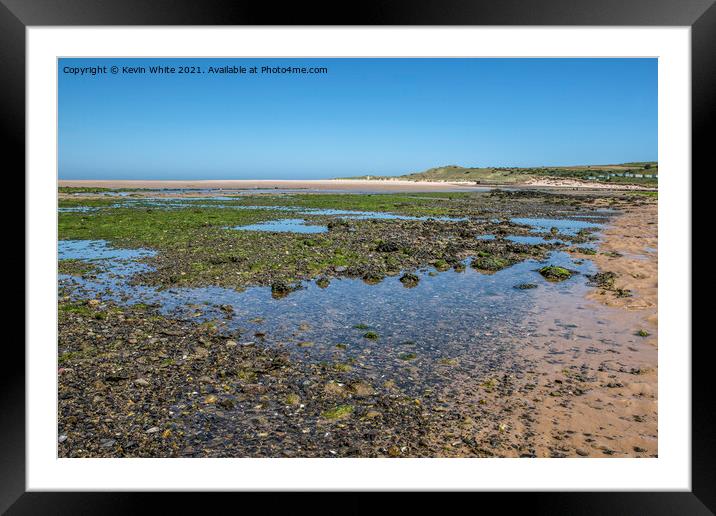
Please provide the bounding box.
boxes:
[1,0,715,26]
[7,0,712,513]
[692,1,716,513]
[1,0,26,514]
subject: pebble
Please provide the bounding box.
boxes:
[387,446,401,457]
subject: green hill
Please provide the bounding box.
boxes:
[342,162,658,185]
[401,165,530,183]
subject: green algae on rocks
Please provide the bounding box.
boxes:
[321,405,354,420]
[59,259,99,276]
[538,266,573,282]
[57,190,614,291]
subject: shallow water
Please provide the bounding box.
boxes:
[225,209,468,233]
[505,235,568,245]
[73,198,470,226]
[304,208,466,222]
[59,239,155,261]
[58,206,99,213]
[57,203,616,396]
[476,234,568,245]
[59,238,598,389]
[230,218,329,234]
[511,217,603,236]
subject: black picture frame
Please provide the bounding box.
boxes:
[5,0,709,513]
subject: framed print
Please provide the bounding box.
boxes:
[5,0,711,512]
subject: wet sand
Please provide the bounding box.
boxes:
[523,202,658,457]
[587,202,658,321]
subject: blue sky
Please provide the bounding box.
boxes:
[58,58,657,179]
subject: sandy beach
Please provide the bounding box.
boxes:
[587,202,658,320]
[523,201,658,457]
[524,177,656,190]
[58,179,483,193]
[59,178,656,193]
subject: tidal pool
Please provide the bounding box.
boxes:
[58,206,100,213]
[476,234,569,245]
[225,208,468,233]
[511,217,603,236]
[230,218,329,234]
[505,235,568,245]
[59,238,598,390]
[92,197,470,224]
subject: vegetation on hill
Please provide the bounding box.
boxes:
[342,162,658,186]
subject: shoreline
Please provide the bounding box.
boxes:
[58,178,657,192]
[587,202,658,323]
[58,179,482,192]
[524,201,658,457]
